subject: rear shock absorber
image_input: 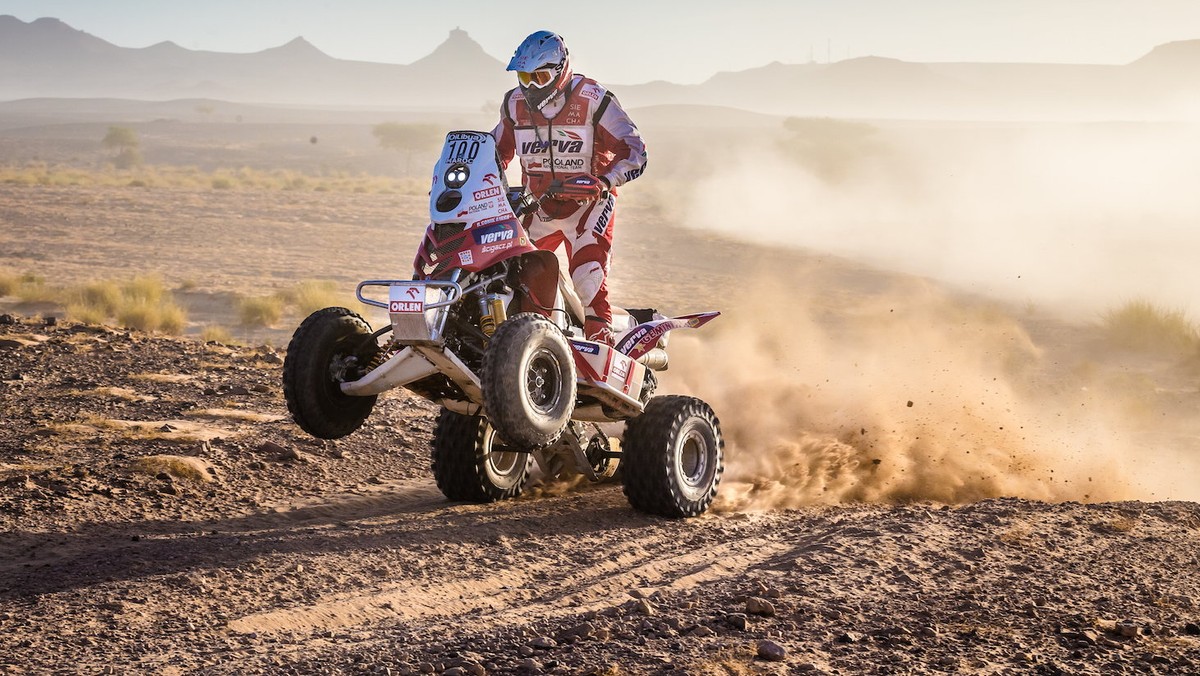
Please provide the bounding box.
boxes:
[478,292,509,337]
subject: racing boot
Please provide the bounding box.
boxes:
[584,316,614,347]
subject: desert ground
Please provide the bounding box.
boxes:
[2,114,1200,675]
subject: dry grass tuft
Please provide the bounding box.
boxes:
[132,455,214,483]
[281,280,344,316]
[237,295,284,327]
[185,408,284,423]
[1102,300,1200,356]
[200,324,235,344]
[0,163,426,195]
[0,270,19,296]
[58,275,187,334]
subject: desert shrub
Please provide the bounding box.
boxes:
[211,176,234,190]
[237,295,284,327]
[57,275,187,335]
[117,300,162,332]
[0,270,18,296]
[200,325,234,344]
[122,275,166,305]
[15,274,55,303]
[1102,300,1200,355]
[76,280,122,315]
[285,280,343,316]
[65,303,107,325]
[158,303,187,334]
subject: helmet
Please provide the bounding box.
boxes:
[507,31,572,112]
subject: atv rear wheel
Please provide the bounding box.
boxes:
[432,409,532,502]
[622,395,724,518]
[283,307,378,439]
[482,313,576,449]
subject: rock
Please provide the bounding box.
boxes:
[1116,621,1139,638]
[836,632,863,644]
[0,314,15,325]
[746,597,776,617]
[1185,622,1200,636]
[629,588,658,600]
[558,622,594,641]
[260,353,283,365]
[726,613,749,631]
[635,598,655,616]
[757,639,787,662]
[530,636,556,650]
[687,625,714,638]
[519,658,542,674]
[0,339,23,351]
[44,316,57,327]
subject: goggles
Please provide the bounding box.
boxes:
[517,68,555,89]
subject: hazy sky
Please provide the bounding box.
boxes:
[2,0,1198,84]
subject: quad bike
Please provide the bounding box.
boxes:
[283,131,724,518]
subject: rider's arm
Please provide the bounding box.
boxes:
[491,91,518,170]
[594,92,647,190]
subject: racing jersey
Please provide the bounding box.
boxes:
[492,75,647,211]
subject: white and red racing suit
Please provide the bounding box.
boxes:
[492,74,647,338]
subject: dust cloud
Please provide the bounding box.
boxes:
[653,122,1200,509]
[663,279,1199,510]
[682,122,1200,321]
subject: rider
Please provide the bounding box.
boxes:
[492,30,647,346]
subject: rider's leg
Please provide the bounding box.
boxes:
[569,195,616,345]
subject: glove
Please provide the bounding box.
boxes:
[546,174,609,203]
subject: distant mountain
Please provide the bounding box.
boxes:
[1,15,1197,120]
[0,16,509,110]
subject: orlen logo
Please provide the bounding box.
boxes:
[472,186,502,200]
[388,286,423,313]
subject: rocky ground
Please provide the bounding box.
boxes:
[2,313,1199,675]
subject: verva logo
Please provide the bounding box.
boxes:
[519,139,584,155]
[473,186,502,200]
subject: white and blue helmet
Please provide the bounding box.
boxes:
[507,31,572,111]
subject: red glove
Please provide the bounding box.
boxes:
[546,174,609,202]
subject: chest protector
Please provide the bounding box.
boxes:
[507,77,612,218]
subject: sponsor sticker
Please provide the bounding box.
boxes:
[472,223,516,245]
[458,250,474,266]
[610,355,629,381]
[571,341,600,355]
[473,186,502,200]
[389,287,424,314]
[389,300,423,313]
[481,242,514,254]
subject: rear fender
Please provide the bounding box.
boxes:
[615,312,720,360]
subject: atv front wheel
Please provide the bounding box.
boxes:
[282,307,378,439]
[482,313,576,449]
[622,396,724,518]
[432,409,532,502]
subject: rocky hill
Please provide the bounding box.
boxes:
[2,15,1198,119]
